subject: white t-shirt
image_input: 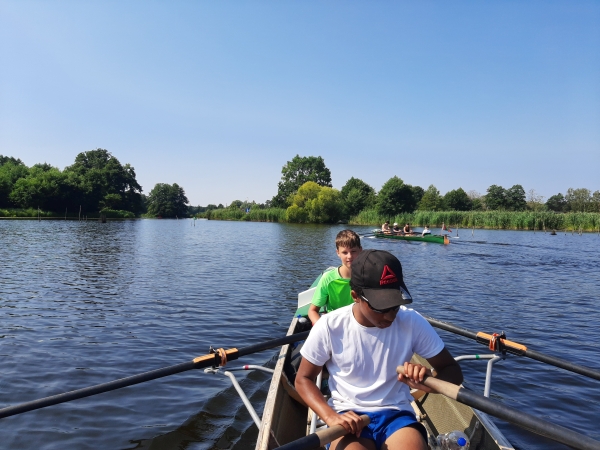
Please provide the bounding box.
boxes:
[300,304,444,413]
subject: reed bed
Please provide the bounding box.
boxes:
[203,208,287,222]
[350,210,600,232]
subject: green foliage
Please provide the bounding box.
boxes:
[285,181,343,223]
[485,185,506,210]
[443,187,472,211]
[340,177,376,218]
[65,149,143,213]
[484,184,527,211]
[376,176,417,216]
[271,155,332,207]
[546,193,566,212]
[204,207,286,222]
[565,188,593,212]
[146,183,189,218]
[418,185,444,211]
[505,184,527,211]
[411,185,425,206]
[349,209,600,231]
[0,156,30,207]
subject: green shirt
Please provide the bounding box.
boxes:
[311,267,352,312]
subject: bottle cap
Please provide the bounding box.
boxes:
[457,437,467,446]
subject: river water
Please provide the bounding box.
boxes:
[0,219,598,450]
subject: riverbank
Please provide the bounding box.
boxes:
[198,208,600,232]
[0,208,135,219]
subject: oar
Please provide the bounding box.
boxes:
[424,315,600,382]
[0,330,310,420]
[396,367,600,450]
[275,414,370,450]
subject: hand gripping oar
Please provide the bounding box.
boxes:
[397,367,600,450]
[275,414,370,450]
[0,330,310,420]
[424,315,600,382]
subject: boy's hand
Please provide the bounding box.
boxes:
[397,361,435,393]
[323,411,365,438]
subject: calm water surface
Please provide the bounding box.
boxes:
[1,220,599,449]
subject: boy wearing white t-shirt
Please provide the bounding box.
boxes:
[296,250,463,450]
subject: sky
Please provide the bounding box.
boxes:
[1,1,599,206]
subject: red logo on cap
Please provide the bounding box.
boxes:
[380,265,398,285]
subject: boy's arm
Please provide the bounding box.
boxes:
[397,347,463,392]
[295,358,364,437]
[308,304,321,326]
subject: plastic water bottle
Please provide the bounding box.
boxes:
[437,431,470,449]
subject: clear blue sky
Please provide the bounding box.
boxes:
[1,1,599,206]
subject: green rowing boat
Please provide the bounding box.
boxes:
[370,230,450,244]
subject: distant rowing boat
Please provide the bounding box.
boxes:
[371,230,450,244]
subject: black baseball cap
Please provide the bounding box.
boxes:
[351,250,412,309]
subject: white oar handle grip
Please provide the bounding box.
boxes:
[396,366,461,400]
[315,414,370,446]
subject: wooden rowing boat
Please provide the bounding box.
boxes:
[255,270,513,450]
[371,230,450,245]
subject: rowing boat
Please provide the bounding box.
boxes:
[254,269,512,450]
[370,230,450,245]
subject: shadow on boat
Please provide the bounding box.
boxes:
[125,358,277,450]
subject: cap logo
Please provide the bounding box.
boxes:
[380,265,398,285]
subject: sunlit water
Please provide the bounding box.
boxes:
[0,220,598,449]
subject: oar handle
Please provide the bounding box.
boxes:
[396,366,600,450]
[276,414,370,450]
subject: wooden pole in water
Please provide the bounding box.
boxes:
[65,207,67,220]
[79,205,81,221]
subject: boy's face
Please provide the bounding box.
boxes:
[336,245,362,269]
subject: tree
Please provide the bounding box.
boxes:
[0,156,29,207]
[271,155,332,207]
[340,177,376,217]
[376,176,417,216]
[467,190,484,211]
[443,188,472,211]
[9,166,71,211]
[591,191,600,213]
[286,181,343,223]
[146,183,189,218]
[411,185,425,206]
[64,149,143,213]
[565,188,592,212]
[485,185,506,210]
[418,185,444,211]
[526,189,546,211]
[546,194,567,212]
[505,184,527,211]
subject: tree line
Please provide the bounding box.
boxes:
[211,155,600,223]
[3,151,598,222]
[0,150,188,218]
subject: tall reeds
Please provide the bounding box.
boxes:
[350,210,600,232]
[203,208,287,222]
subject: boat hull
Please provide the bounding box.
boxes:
[373,232,449,244]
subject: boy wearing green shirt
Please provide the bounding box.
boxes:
[308,230,362,325]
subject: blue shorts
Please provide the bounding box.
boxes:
[327,409,426,450]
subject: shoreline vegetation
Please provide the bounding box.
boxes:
[3,152,599,228]
[4,207,600,232]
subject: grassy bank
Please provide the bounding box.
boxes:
[350,210,600,232]
[0,208,136,219]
